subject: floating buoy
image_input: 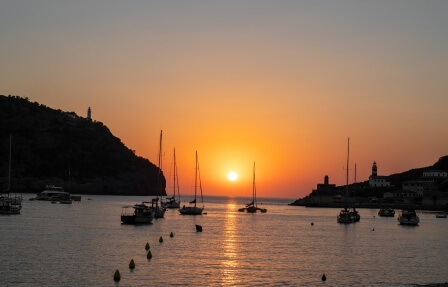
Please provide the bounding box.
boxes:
[113,269,121,281]
[170,232,174,238]
[129,259,135,269]
[159,236,163,243]
[311,222,314,226]
[147,250,152,259]
[372,228,375,231]
[196,225,202,232]
[145,242,150,250]
[322,273,326,282]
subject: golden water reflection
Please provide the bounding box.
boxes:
[220,202,241,286]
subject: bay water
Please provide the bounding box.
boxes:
[1,194,447,286]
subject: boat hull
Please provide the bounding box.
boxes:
[164,201,180,209]
[0,202,21,215]
[121,215,153,224]
[179,206,203,215]
[398,218,419,226]
[378,208,395,217]
[398,210,419,226]
[153,207,166,218]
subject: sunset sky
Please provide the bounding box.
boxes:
[1,1,447,198]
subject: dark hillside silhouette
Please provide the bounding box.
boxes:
[0,95,166,196]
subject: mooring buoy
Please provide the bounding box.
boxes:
[147,250,152,259]
[145,242,150,250]
[113,269,121,281]
[170,232,174,238]
[159,236,163,243]
[322,273,326,281]
[311,222,314,226]
[129,259,135,269]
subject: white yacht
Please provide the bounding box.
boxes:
[35,185,72,202]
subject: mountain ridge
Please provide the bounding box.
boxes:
[0,95,166,196]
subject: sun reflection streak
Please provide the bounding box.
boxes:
[220,203,241,285]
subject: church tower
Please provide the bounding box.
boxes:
[87,107,92,121]
[371,161,377,177]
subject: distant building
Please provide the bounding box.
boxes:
[422,170,447,178]
[87,107,92,121]
[311,175,337,195]
[369,162,390,187]
[402,169,448,194]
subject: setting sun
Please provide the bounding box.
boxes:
[228,171,238,181]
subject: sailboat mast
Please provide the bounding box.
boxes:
[194,151,198,208]
[354,162,356,203]
[175,149,180,202]
[173,148,176,199]
[253,162,256,207]
[346,137,349,198]
[156,130,163,199]
[7,134,11,194]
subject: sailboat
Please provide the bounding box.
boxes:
[337,137,356,224]
[179,151,204,215]
[238,162,267,213]
[163,148,181,209]
[121,131,169,224]
[1,134,21,215]
[147,130,166,218]
[350,163,360,222]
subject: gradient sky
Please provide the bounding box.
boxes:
[1,1,447,198]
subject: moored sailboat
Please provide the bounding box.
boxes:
[179,151,204,215]
[238,162,267,213]
[148,130,166,218]
[1,134,21,215]
[163,148,181,209]
[337,137,357,224]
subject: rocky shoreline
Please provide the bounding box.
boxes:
[289,200,448,212]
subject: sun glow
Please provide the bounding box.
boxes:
[227,171,238,181]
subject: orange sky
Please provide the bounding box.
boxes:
[1,2,448,198]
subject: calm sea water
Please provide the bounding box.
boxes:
[1,194,447,287]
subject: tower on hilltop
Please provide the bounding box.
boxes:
[87,107,92,121]
[372,162,377,177]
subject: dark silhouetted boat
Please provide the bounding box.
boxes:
[337,207,356,224]
[179,151,204,215]
[121,203,154,224]
[1,135,22,215]
[163,148,181,209]
[398,209,419,226]
[238,162,266,213]
[378,207,395,217]
[149,130,166,218]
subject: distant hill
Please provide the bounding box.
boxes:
[0,95,166,196]
[387,156,448,187]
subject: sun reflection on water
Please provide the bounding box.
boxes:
[220,202,241,285]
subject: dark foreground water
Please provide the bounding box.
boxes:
[1,194,447,286]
